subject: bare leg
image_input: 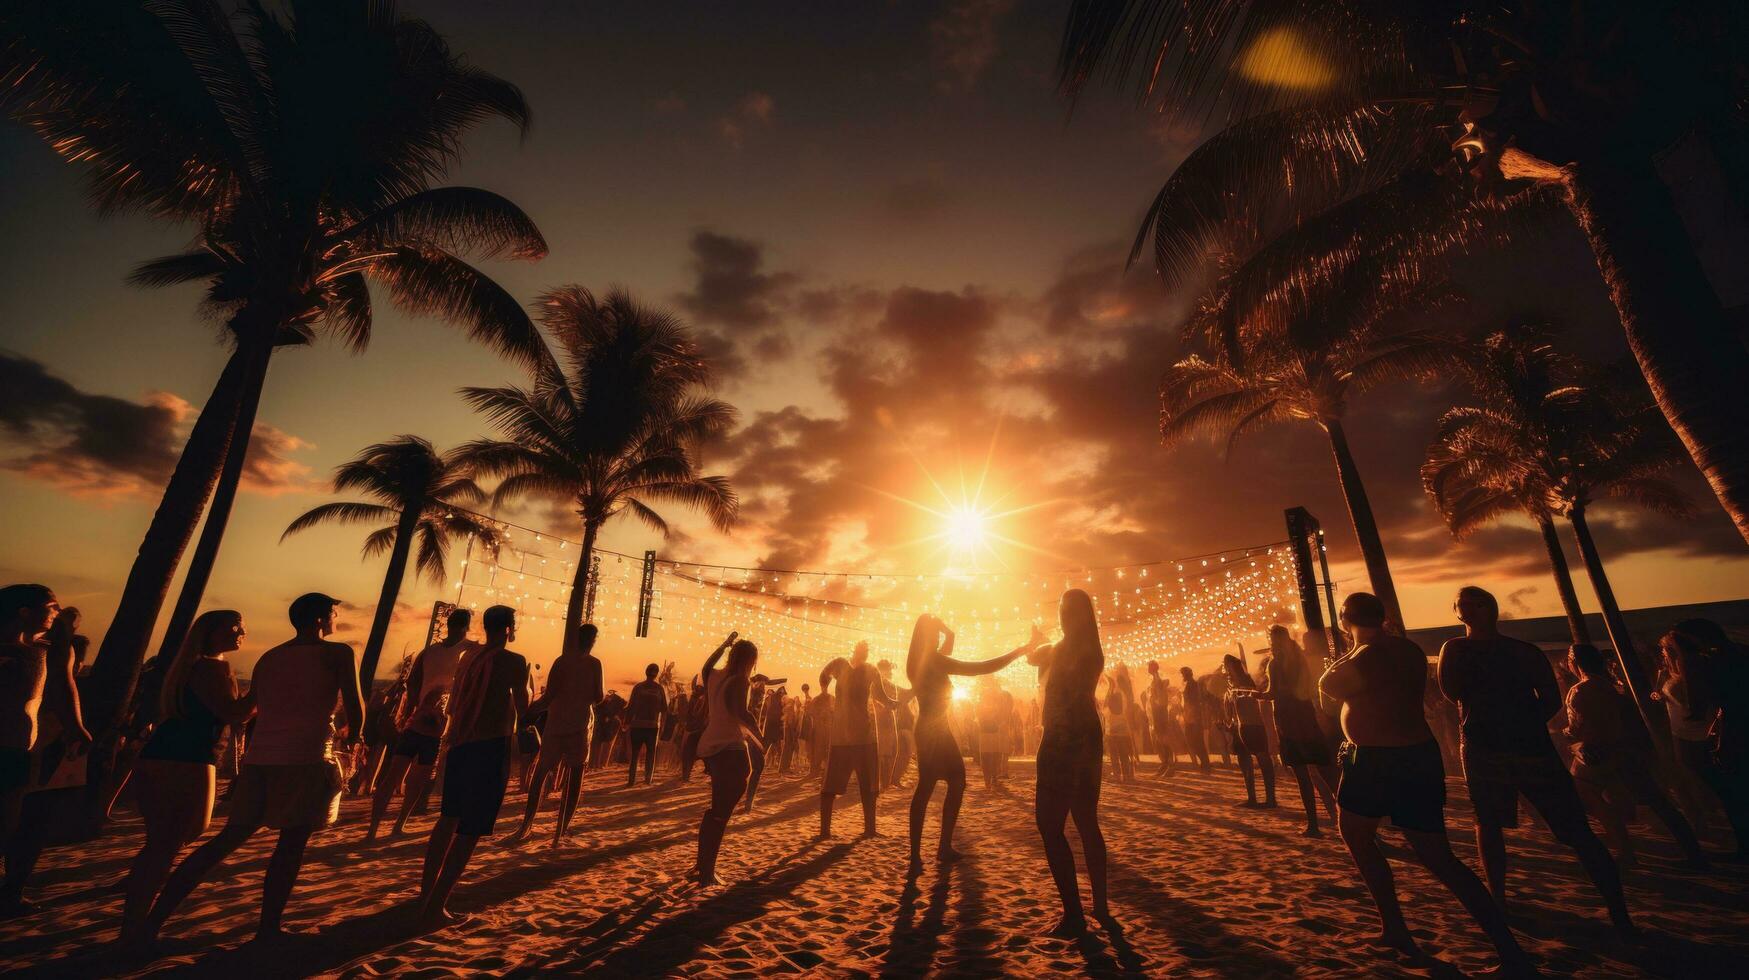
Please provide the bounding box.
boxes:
[1337,810,1417,955]
[258,827,313,937]
[367,755,412,840]
[145,818,260,939]
[420,816,459,904]
[1403,828,1530,968]
[939,771,966,860]
[554,766,584,847]
[1035,792,1084,935]
[1476,822,1509,909]
[1068,789,1109,919]
[391,765,434,838]
[1290,764,1320,834]
[506,757,555,844]
[419,833,479,925]
[908,775,937,869]
[1311,764,1339,823]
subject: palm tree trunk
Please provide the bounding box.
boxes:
[1322,418,1405,629]
[1567,504,1666,753]
[562,520,600,653]
[83,316,265,737]
[150,335,276,668]
[359,507,421,690]
[1537,515,1591,645]
[1563,155,1749,544]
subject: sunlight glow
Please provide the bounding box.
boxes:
[945,506,991,553]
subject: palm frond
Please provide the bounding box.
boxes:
[414,520,449,584]
[335,186,547,261]
[369,247,551,373]
[360,524,399,559]
[282,501,398,541]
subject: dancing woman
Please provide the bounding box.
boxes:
[694,632,763,886]
[1252,626,1337,835]
[1221,655,1277,808]
[120,611,256,945]
[905,614,1036,874]
[1031,589,1113,937]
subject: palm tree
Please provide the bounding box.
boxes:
[1420,329,1692,729]
[457,287,740,657]
[283,436,496,688]
[1159,173,1480,629]
[1058,0,1749,545]
[2,1,548,736]
[1422,331,1593,645]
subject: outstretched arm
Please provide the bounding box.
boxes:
[943,642,1031,677]
[333,644,366,745]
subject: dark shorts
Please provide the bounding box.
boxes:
[393,729,442,766]
[1337,739,1446,834]
[823,743,879,796]
[441,737,511,837]
[1461,745,1589,835]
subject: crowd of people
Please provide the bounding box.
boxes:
[1,580,1746,973]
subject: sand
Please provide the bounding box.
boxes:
[4,759,1747,978]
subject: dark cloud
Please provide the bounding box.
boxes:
[928,0,1015,93]
[0,350,314,499]
[678,230,797,332]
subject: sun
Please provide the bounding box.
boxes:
[944,506,991,553]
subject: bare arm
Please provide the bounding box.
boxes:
[44,642,91,745]
[513,658,532,722]
[1528,646,1563,725]
[191,659,256,726]
[397,656,425,726]
[943,645,1029,677]
[1319,652,1363,703]
[1435,641,1463,706]
[700,632,737,684]
[331,644,366,745]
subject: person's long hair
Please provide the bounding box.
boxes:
[1222,653,1257,691]
[1057,589,1104,673]
[1268,625,1312,700]
[906,614,936,686]
[726,638,759,677]
[162,610,241,721]
[1660,628,1717,719]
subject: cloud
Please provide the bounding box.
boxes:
[929,0,1015,93]
[678,230,797,331]
[715,92,775,149]
[0,350,316,500]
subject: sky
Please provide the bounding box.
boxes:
[2,0,1746,690]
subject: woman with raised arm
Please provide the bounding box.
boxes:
[1252,626,1337,835]
[693,632,763,886]
[905,614,1039,874]
[1030,589,1112,937]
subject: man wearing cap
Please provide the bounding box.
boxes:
[147,592,364,943]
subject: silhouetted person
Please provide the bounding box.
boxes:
[1146,661,1176,777]
[506,624,602,847]
[742,675,785,812]
[146,593,364,943]
[1222,654,1276,808]
[121,611,256,946]
[626,663,666,786]
[680,678,708,781]
[1,584,77,917]
[1179,666,1211,773]
[1254,626,1336,836]
[1031,590,1115,938]
[1104,687,1137,785]
[905,614,1032,874]
[694,633,762,886]
[367,608,476,842]
[1660,622,1749,860]
[818,641,894,838]
[1438,586,1632,935]
[1321,592,1530,971]
[418,605,529,928]
[1564,643,1706,869]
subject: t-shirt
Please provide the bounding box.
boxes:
[544,652,602,737]
[627,680,666,729]
[1438,634,1558,755]
[831,662,882,745]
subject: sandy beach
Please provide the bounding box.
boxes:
[3,759,1746,978]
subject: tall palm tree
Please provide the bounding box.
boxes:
[1058,0,1749,545]
[1420,329,1693,728]
[2,1,548,736]
[1160,173,1479,628]
[457,287,740,656]
[1422,331,1593,645]
[283,436,496,688]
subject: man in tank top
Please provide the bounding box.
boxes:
[366,608,477,841]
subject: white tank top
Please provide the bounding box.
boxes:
[697,670,747,758]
